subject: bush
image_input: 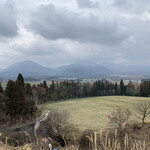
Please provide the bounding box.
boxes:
[37,110,77,147]
[107,108,131,130]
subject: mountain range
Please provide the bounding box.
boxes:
[0,60,150,80]
[0,60,112,79]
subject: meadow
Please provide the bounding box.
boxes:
[41,96,150,130]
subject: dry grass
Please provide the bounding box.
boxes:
[0,135,148,150]
[1,125,150,150]
[0,135,52,150]
[0,141,32,150]
[0,131,32,150]
[41,96,150,129]
[85,130,148,150]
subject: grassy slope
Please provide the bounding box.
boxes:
[41,96,150,130]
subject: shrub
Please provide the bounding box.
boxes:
[135,101,150,125]
[107,108,131,130]
[37,110,77,147]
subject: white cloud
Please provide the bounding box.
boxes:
[76,0,99,9]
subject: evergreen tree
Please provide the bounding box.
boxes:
[5,79,27,123]
[5,80,16,123]
[25,83,37,120]
[43,80,48,88]
[83,83,88,97]
[15,80,25,120]
[119,79,126,95]
[101,82,105,96]
[17,73,24,87]
[114,82,118,95]
[50,80,55,92]
[25,83,33,96]
[0,83,3,93]
[0,93,7,122]
[140,82,150,97]
[92,82,97,96]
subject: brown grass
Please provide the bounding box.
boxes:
[1,126,150,150]
[41,96,150,129]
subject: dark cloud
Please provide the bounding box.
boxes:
[76,0,99,9]
[2,0,150,67]
[12,39,62,56]
[29,4,128,45]
[0,0,18,39]
[113,0,129,7]
[113,0,150,13]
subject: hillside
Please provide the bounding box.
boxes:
[42,96,150,129]
[0,60,54,78]
[55,64,112,78]
[0,60,112,79]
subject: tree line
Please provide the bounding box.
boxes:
[34,79,143,104]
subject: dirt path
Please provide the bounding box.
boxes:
[34,110,51,140]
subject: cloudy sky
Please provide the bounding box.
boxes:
[0,0,150,68]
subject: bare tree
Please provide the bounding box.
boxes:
[107,108,132,148]
[107,108,131,130]
[41,110,76,146]
[47,110,70,136]
[135,101,150,125]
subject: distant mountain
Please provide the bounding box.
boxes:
[55,63,112,78]
[74,60,150,74]
[75,60,98,65]
[2,60,150,80]
[101,63,150,75]
[0,60,113,79]
[0,60,54,78]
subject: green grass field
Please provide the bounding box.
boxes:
[41,96,150,130]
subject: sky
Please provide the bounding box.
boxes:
[0,0,150,68]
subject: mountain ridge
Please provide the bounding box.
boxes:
[0,60,112,79]
[0,60,54,78]
[1,60,150,79]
